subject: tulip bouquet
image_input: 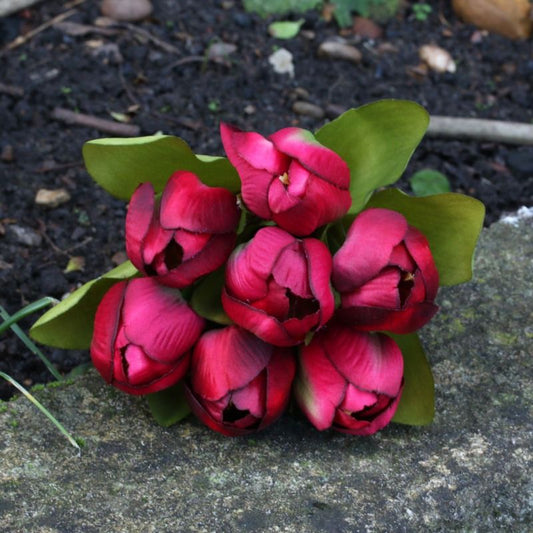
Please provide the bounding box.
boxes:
[31,100,485,436]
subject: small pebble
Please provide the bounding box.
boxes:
[101,0,152,22]
[292,101,325,119]
[9,225,42,247]
[318,40,362,64]
[35,188,71,208]
[269,48,294,78]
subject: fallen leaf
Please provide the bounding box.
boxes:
[452,0,532,40]
[64,256,86,273]
[268,19,305,40]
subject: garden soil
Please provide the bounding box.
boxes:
[0,0,532,398]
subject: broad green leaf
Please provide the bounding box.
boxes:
[146,382,191,427]
[190,268,232,325]
[389,332,434,425]
[315,100,429,214]
[243,0,321,17]
[82,135,240,200]
[268,19,304,39]
[366,189,485,286]
[30,261,139,349]
[409,169,451,197]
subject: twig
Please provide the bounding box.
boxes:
[124,23,183,55]
[51,107,141,136]
[34,161,84,173]
[0,82,24,98]
[427,116,533,145]
[2,7,79,52]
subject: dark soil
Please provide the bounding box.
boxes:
[0,0,532,399]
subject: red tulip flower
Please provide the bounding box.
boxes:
[126,170,240,288]
[222,226,335,347]
[333,208,439,334]
[220,123,351,236]
[185,326,296,436]
[91,277,204,395]
[294,322,404,436]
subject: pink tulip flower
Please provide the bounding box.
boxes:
[185,326,296,436]
[220,123,351,236]
[222,226,335,346]
[91,277,204,395]
[126,170,240,288]
[294,322,404,436]
[333,208,439,334]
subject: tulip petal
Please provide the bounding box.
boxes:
[221,290,296,346]
[125,183,156,270]
[333,208,408,291]
[225,227,294,301]
[304,238,334,327]
[252,277,290,321]
[160,171,239,233]
[221,123,289,175]
[342,268,401,309]
[91,281,127,384]
[338,301,439,334]
[190,326,271,401]
[271,241,311,298]
[261,348,296,429]
[267,177,302,214]
[231,372,266,419]
[389,242,416,272]
[269,127,350,189]
[141,220,174,268]
[322,325,403,397]
[220,123,287,220]
[158,233,236,289]
[404,226,439,301]
[122,278,204,363]
[341,384,380,413]
[295,336,347,430]
[173,230,211,262]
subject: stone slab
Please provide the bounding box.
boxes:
[1,215,532,532]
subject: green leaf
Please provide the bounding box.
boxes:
[82,135,240,200]
[243,0,321,17]
[190,268,232,325]
[366,189,485,286]
[146,382,191,427]
[268,19,305,39]
[315,100,429,214]
[389,332,434,426]
[30,261,139,349]
[409,169,451,197]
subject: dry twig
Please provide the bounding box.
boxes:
[51,107,141,137]
[428,116,533,145]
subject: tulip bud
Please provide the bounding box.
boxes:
[220,123,351,236]
[222,226,335,347]
[185,326,296,436]
[333,208,439,334]
[90,277,204,395]
[294,322,404,436]
[126,171,240,288]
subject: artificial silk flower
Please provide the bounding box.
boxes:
[220,123,351,236]
[185,326,296,436]
[294,321,404,436]
[90,277,204,395]
[333,208,439,334]
[222,226,334,347]
[126,170,240,288]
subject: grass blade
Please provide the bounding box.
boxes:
[0,371,80,453]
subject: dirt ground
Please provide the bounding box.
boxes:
[0,0,532,398]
